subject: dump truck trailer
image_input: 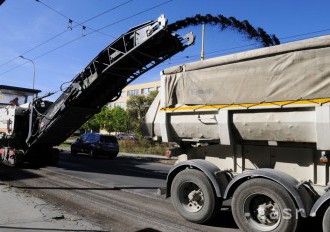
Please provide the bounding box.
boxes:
[144,35,330,232]
[0,15,194,166]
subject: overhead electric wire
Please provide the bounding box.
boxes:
[1,0,328,81]
[34,0,174,59]
[278,28,330,41]
[36,0,134,26]
[96,0,173,32]
[35,0,70,20]
[163,42,260,64]
[0,0,133,69]
[0,0,174,79]
[35,0,134,38]
[164,28,330,64]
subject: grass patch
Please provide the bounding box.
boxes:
[60,141,72,148]
[119,139,168,155]
[59,136,78,148]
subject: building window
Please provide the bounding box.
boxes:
[127,89,138,96]
[141,88,148,95]
[121,91,126,97]
[156,86,160,91]
[141,87,155,95]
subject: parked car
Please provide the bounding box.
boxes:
[116,133,128,140]
[116,133,138,141]
[71,133,119,159]
[128,134,138,140]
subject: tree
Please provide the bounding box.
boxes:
[95,106,113,132]
[126,90,158,136]
[80,106,129,134]
[81,106,112,133]
[81,114,100,133]
[81,90,158,135]
[111,106,128,133]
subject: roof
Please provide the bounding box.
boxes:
[0,85,41,95]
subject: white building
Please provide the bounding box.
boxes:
[108,81,160,109]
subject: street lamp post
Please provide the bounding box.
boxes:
[19,55,36,90]
[19,55,36,144]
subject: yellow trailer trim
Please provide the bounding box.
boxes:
[161,98,330,112]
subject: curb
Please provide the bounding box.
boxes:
[57,146,177,161]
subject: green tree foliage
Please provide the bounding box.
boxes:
[81,106,129,133]
[81,106,112,133]
[81,114,100,133]
[111,106,128,133]
[81,90,157,135]
[126,90,158,136]
[96,106,113,132]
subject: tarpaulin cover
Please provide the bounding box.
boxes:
[162,35,330,107]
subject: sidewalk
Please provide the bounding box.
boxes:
[58,146,177,161]
[119,152,177,160]
[0,183,104,232]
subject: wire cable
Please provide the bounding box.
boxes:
[35,0,132,38]
[0,0,133,69]
[35,0,70,20]
[2,0,327,80]
[96,0,173,32]
[0,0,174,79]
[280,28,330,41]
[35,0,174,59]
[165,28,330,63]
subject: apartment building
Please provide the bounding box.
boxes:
[108,80,160,109]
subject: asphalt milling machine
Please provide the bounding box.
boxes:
[0,15,194,166]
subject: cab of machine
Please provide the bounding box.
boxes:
[0,85,40,108]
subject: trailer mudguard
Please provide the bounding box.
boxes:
[166,159,230,198]
[223,169,313,217]
[310,190,330,217]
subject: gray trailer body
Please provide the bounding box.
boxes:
[147,35,330,146]
[144,35,330,231]
[145,35,330,187]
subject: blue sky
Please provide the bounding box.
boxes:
[0,0,330,101]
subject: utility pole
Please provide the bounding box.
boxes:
[201,24,205,60]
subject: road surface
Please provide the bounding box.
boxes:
[48,151,172,196]
[0,152,322,231]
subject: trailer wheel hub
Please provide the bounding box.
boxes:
[256,203,279,224]
[244,193,281,231]
[179,182,204,213]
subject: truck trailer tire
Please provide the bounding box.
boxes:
[232,178,299,232]
[170,169,220,224]
[323,206,330,232]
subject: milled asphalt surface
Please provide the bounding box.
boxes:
[0,152,177,232]
[0,183,104,232]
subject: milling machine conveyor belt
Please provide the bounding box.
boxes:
[26,15,194,153]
